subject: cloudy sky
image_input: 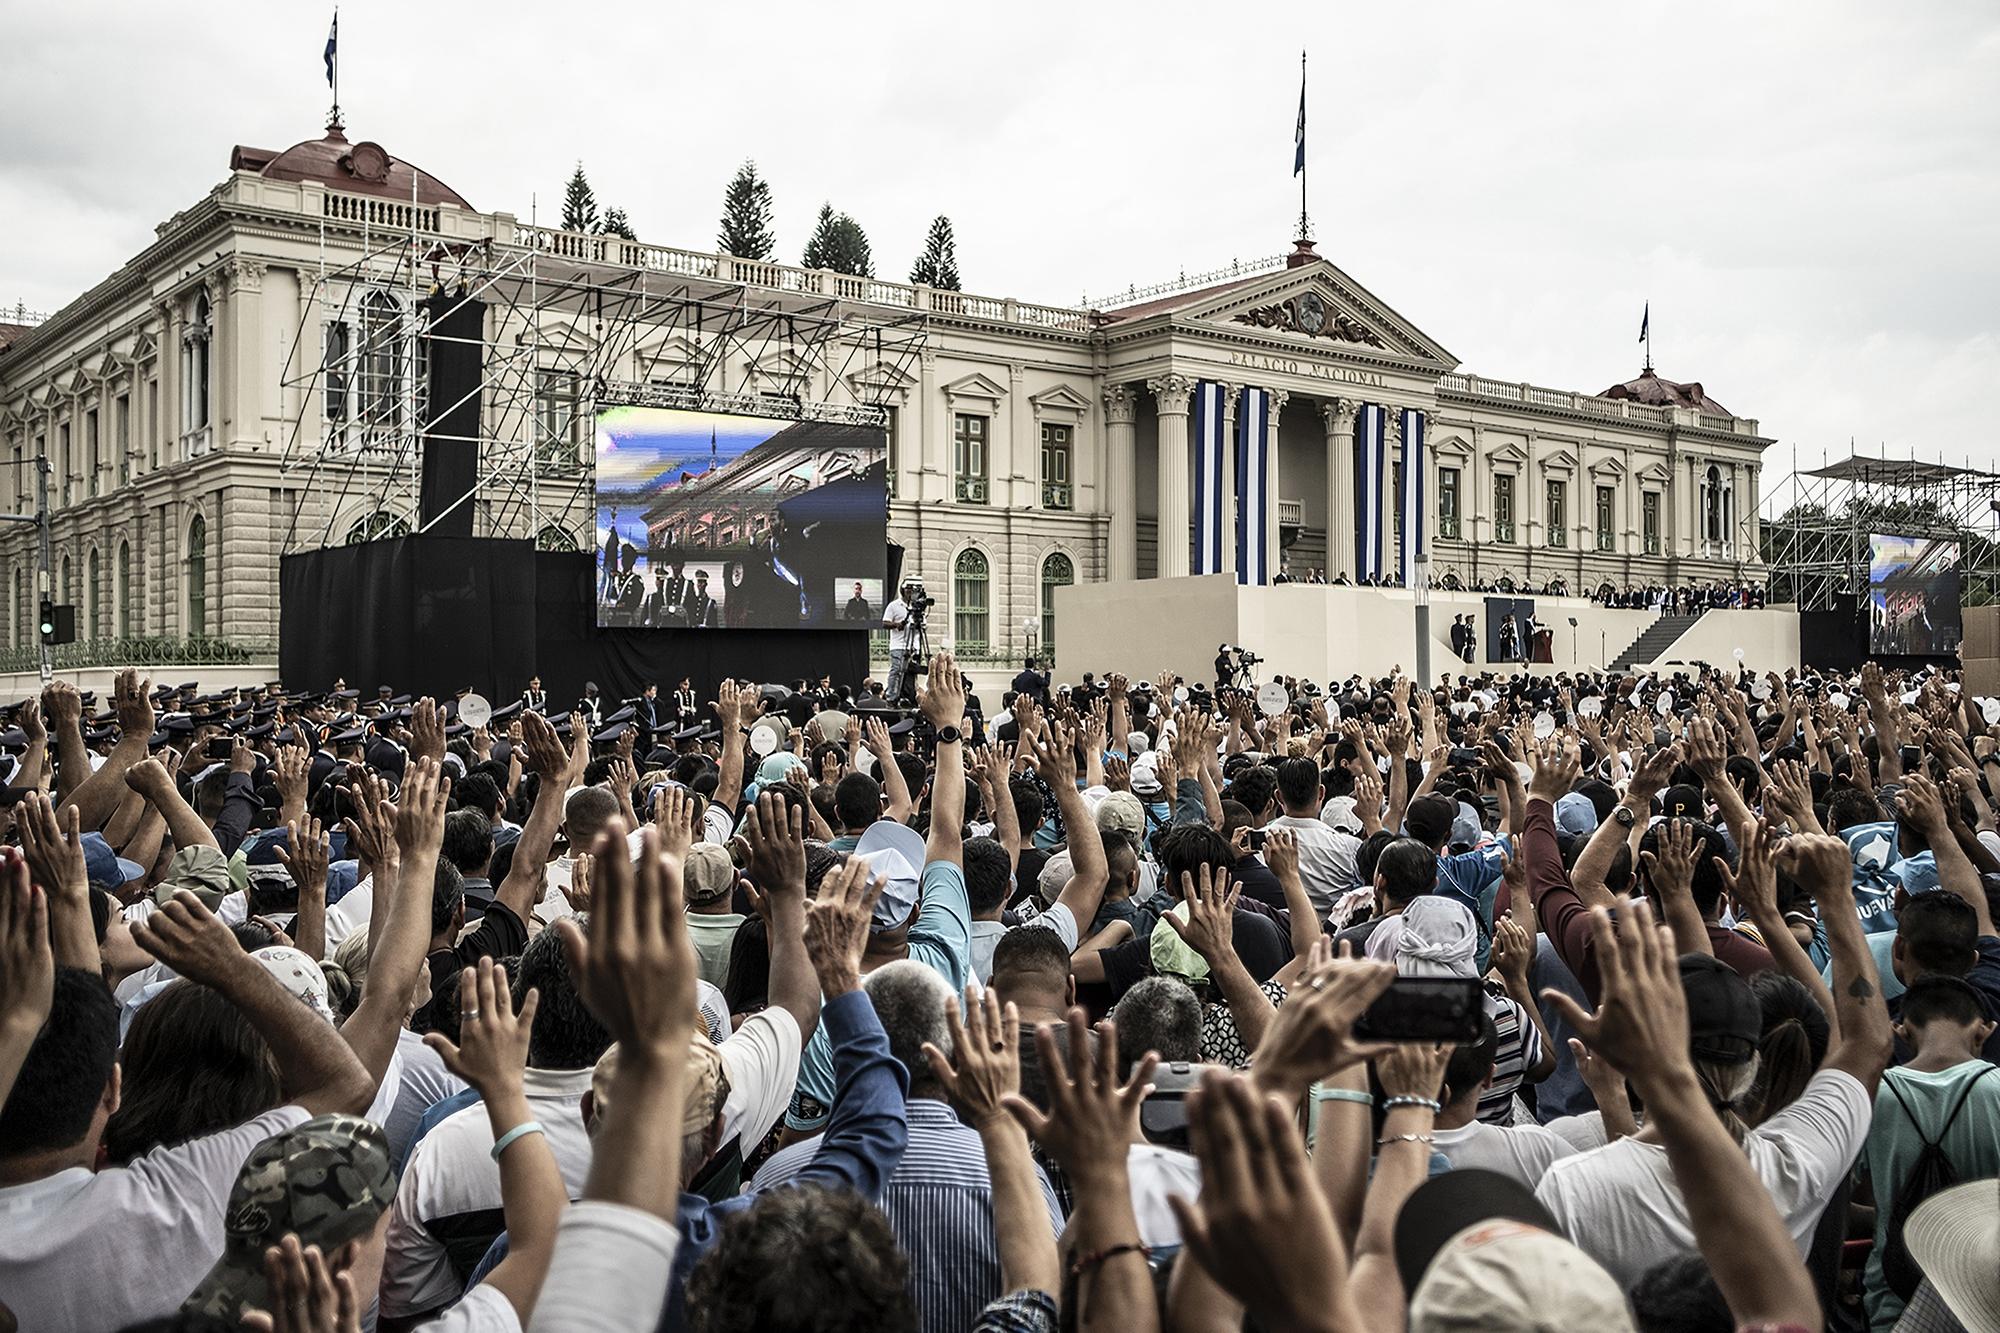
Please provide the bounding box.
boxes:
[4,1,1995,508]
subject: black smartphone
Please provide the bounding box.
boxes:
[1246,828,1269,851]
[1353,977,1485,1042]
[1447,746,1481,768]
[206,737,235,761]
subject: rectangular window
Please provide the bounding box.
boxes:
[1040,423,1073,510]
[116,395,131,486]
[882,406,899,500]
[1546,478,1567,548]
[1390,461,1404,543]
[1643,491,1661,555]
[324,322,350,429]
[1595,484,1615,552]
[8,442,19,510]
[59,423,71,506]
[146,380,159,472]
[86,409,100,498]
[536,370,578,465]
[1494,474,1515,544]
[954,413,988,504]
[1438,467,1461,539]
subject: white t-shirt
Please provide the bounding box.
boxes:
[1543,1111,1614,1154]
[0,1105,310,1333]
[1265,814,1360,920]
[971,903,1079,984]
[1126,1143,1201,1249]
[1431,1118,1578,1188]
[416,1282,522,1332]
[718,1008,804,1150]
[883,598,914,651]
[380,1066,598,1321]
[385,1026,470,1163]
[1535,1068,1873,1287]
[526,1201,682,1333]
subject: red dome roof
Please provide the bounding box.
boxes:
[230,125,473,210]
[1601,367,1733,417]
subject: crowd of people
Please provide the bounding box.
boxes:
[1591,581,1771,612]
[1,651,1997,1332]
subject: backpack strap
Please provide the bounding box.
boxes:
[1885,1064,1995,1148]
[1936,1064,1996,1138]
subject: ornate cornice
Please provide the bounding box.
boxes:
[1232,295,1385,348]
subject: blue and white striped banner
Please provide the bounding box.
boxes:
[1356,403,1386,581]
[1236,388,1271,584]
[1398,407,1424,586]
[1193,382,1229,575]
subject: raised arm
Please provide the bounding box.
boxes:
[133,892,375,1115]
[739,791,820,1042]
[0,857,54,1116]
[41,681,90,804]
[1569,744,1675,910]
[919,651,967,870]
[1032,721,1108,930]
[1165,866,1274,1055]
[864,718,915,825]
[1721,819,1840,1041]
[1640,818,1715,958]
[341,759,448,1087]
[1898,772,1995,936]
[1263,827,1325,965]
[15,794,97,973]
[494,712,569,925]
[1775,833,1893,1092]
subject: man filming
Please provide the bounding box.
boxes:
[883,579,924,701]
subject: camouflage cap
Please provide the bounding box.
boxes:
[181,1113,396,1321]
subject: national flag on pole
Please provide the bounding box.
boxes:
[1293,60,1307,175]
[1638,301,1649,343]
[324,13,338,87]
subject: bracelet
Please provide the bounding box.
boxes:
[490,1121,546,1160]
[1381,1095,1442,1114]
[1377,1132,1435,1146]
[1068,1242,1150,1278]
[1312,1086,1375,1106]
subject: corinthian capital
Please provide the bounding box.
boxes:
[1320,397,1358,433]
[1146,374,1195,415]
[1384,408,1404,448]
[1267,388,1290,416]
[1102,382,1141,425]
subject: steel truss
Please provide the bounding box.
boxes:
[275,222,926,556]
[1762,448,2000,611]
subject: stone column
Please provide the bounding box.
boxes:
[1147,375,1195,579]
[1264,389,1289,578]
[1745,463,1761,563]
[1322,398,1357,580]
[224,259,265,451]
[1102,384,1140,581]
[1382,408,1403,584]
[1219,385,1241,577]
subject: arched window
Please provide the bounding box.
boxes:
[60,555,71,607]
[86,548,99,639]
[361,291,403,433]
[1704,464,1723,544]
[535,525,577,552]
[1040,552,1074,655]
[10,568,19,649]
[344,510,411,544]
[323,321,351,428]
[182,291,212,440]
[952,548,990,656]
[117,542,132,637]
[187,515,207,637]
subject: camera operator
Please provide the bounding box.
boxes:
[883,578,925,701]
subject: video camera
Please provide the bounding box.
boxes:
[900,579,935,613]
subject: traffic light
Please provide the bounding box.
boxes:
[38,601,74,646]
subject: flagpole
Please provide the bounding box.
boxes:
[1298,49,1308,242]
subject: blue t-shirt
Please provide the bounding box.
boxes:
[787,859,970,1131]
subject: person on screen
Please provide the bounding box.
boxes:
[605,543,645,627]
[687,569,719,628]
[645,565,687,628]
[844,583,872,622]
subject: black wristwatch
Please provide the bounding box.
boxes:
[935,725,963,745]
[1613,804,1638,828]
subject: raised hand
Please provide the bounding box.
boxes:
[238,1234,362,1333]
[1490,915,1535,994]
[1030,720,1079,789]
[1002,1008,1155,1182]
[1262,825,1299,883]
[741,790,805,899]
[801,856,885,998]
[423,957,539,1101]
[1716,819,1779,923]
[1892,771,1951,838]
[1629,742,1682,798]
[40,680,81,734]
[112,667,155,743]
[922,983,1019,1128]
[1171,1071,1351,1330]
[273,745,310,817]
[653,783,696,861]
[518,711,569,778]
[1683,715,1727,780]
[1528,730,1581,804]
[1102,753,1131,792]
[131,890,248,989]
[557,821,697,1058]
[0,855,54,1055]
[1164,863,1239,964]
[1248,939,1396,1101]
[563,850,594,913]
[15,793,87,907]
[273,816,331,899]
[918,650,967,729]
[1638,817,1699,902]
[393,757,451,863]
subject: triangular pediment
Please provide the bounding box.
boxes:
[1029,383,1091,415]
[1638,461,1671,484]
[743,348,816,387]
[1542,446,1579,474]
[1589,454,1628,479]
[1432,432,1473,460]
[942,371,1008,403]
[1168,260,1458,370]
[1489,441,1529,467]
[845,359,917,401]
[129,331,159,362]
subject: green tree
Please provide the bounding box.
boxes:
[602,206,636,240]
[717,160,776,259]
[802,203,875,277]
[909,215,961,290]
[561,162,598,233]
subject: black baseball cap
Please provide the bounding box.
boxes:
[1680,953,1762,1064]
[1394,1169,1560,1296]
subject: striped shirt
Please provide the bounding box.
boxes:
[753,1099,1064,1333]
[1478,985,1543,1126]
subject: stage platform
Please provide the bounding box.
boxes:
[1050,576,1802,685]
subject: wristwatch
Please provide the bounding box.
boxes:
[935,725,962,745]
[1613,804,1638,828]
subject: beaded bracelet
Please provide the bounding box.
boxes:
[1312,1086,1375,1106]
[490,1121,546,1161]
[1377,1132,1435,1147]
[1381,1095,1442,1114]
[1069,1242,1150,1278]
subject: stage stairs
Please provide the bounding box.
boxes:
[1607,613,1705,672]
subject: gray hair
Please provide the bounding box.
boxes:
[1111,976,1202,1076]
[863,961,953,1096]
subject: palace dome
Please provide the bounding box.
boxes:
[1601,367,1733,417]
[230,124,473,209]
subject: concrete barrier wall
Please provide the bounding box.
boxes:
[1052,579,1802,685]
[0,663,279,704]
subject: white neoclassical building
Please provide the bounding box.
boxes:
[0,119,1772,673]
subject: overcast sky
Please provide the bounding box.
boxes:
[4,1,1995,509]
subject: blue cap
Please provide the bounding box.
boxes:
[80,832,146,891]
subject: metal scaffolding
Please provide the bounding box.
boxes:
[1762,449,2000,610]
[273,214,927,556]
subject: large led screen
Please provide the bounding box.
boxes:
[1868,533,1961,656]
[595,406,887,629]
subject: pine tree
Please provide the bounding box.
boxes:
[602,206,636,240]
[827,214,874,277]
[561,163,598,234]
[910,215,961,290]
[717,160,776,259]
[802,203,838,270]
